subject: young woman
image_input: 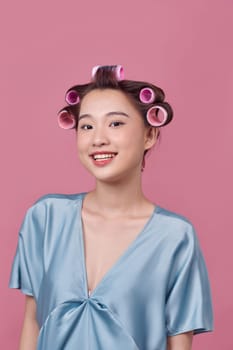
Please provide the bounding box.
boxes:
[9,65,213,350]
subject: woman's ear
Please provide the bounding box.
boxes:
[144,126,159,151]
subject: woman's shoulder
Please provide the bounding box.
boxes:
[33,192,85,206]
[20,193,85,230]
[156,204,192,225]
[23,192,84,212]
[155,204,198,244]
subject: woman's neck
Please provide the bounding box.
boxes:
[84,173,152,218]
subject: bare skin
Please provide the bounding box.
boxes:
[81,191,156,294]
[20,89,193,349]
[167,332,193,349]
[19,296,39,350]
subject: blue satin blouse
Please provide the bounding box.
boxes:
[9,192,213,349]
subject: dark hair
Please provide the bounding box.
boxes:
[59,65,173,129]
[59,65,174,165]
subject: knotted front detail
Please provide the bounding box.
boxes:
[37,297,139,350]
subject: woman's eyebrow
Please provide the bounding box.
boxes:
[78,111,130,121]
[106,111,130,118]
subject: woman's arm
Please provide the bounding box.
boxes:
[167,331,193,350]
[19,295,39,350]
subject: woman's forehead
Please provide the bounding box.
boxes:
[80,89,136,114]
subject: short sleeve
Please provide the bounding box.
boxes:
[165,224,213,336]
[9,201,45,298]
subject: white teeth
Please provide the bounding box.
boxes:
[93,153,116,160]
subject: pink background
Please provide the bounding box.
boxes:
[1,0,232,348]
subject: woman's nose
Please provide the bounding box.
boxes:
[92,127,110,147]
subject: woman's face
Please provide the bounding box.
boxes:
[76,89,156,183]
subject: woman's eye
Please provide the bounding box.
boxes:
[110,121,125,127]
[80,124,93,130]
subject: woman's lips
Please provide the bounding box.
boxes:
[90,153,117,167]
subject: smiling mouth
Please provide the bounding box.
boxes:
[91,153,117,161]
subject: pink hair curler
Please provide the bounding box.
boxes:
[65,90,80,105]
[91,65,124,81]
[114,65,124,80]
[57,110,76,129]
[139,88,155,104]
[91,65,101,80]
[146,105,168,127]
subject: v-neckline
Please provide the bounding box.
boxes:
[78,192,158,298]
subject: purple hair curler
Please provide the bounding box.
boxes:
[139,88,155,104]
[146,105,168,127]
[57,110,76,129]
[65,90,80,105]
[91,65,124,81]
